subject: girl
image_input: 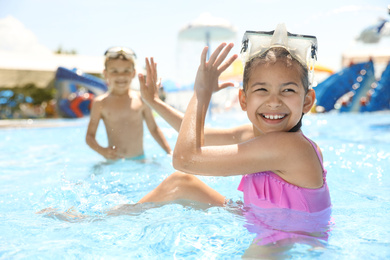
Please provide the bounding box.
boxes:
[137,26,331,216]
[134,25,333,255]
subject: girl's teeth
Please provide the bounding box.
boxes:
[264,114,284,119]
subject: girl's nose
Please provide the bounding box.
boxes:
[266,94,282,109]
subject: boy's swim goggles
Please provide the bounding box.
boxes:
[240,24,318,83]
[104,47,137,60]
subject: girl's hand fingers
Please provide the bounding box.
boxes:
[207,42,227,66]
[200,46,209,67]
[218,53,238,73]
[219,82,236,90]
[215,43,235,69]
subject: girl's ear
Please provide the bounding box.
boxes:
[303,89,316,113]
[239,89,247,111]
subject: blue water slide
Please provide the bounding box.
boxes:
[55,67,108,95]
[363,61,390,112]
[55,67,108,118]
[58,99,77,118]
[315,61,371,112]
[339,61,375,112]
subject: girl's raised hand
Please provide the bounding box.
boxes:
[194,42,238,95]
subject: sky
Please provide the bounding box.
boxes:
[0,0,389,84]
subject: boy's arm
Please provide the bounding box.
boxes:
[139,58,253,145]
[138,60,182,132]
[142,103,172,154]
[139,80,183,132]
[86,99,118,159]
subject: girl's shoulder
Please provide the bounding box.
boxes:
[252,131,307,149]
[269,131,321,162]
[269,132,324,189]
[242,131,316,171]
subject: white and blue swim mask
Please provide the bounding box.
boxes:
[240,24,318,84]
[104,46,137,61]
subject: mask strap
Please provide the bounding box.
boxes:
[288,113,304,132]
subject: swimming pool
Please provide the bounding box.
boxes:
[0,111,389,259]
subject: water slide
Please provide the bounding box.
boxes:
[338,61,375,112]
[361,61,390,112]
[315,61,376,112]
[55,67,107,118]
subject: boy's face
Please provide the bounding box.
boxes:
[104,59,136,93]
[239,61,314,135]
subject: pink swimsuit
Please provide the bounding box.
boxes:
[237,134,331,213]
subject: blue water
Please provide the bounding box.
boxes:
[0,111,389,259]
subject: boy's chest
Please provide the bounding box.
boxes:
[102,97,143,121]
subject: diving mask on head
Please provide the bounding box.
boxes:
[240,24,318,84]
[104,47,137,61]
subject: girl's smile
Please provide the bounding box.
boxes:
[260,113,288,125]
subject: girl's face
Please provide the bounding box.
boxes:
[239,61,315,135]
[104,59,135,94]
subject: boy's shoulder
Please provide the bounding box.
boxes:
[129,90,146,105]
[94,92,110,102]
[129,89,142,99]
[93,90,145,107]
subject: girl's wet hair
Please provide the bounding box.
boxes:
[242,47,309,94]
[242,47,309,132]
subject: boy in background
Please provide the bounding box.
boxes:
[86,47,172,160]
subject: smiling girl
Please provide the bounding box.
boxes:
[138,25,331,214]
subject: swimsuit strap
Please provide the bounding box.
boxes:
[301,133,327,178]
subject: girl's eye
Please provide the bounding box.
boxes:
[254,88,267,92]
[283,88,296,93]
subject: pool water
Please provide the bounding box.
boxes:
[0,111,389,259]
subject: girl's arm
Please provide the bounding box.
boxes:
[173,43,256,176]
[173,44,306,179]
[171,43,322,189]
